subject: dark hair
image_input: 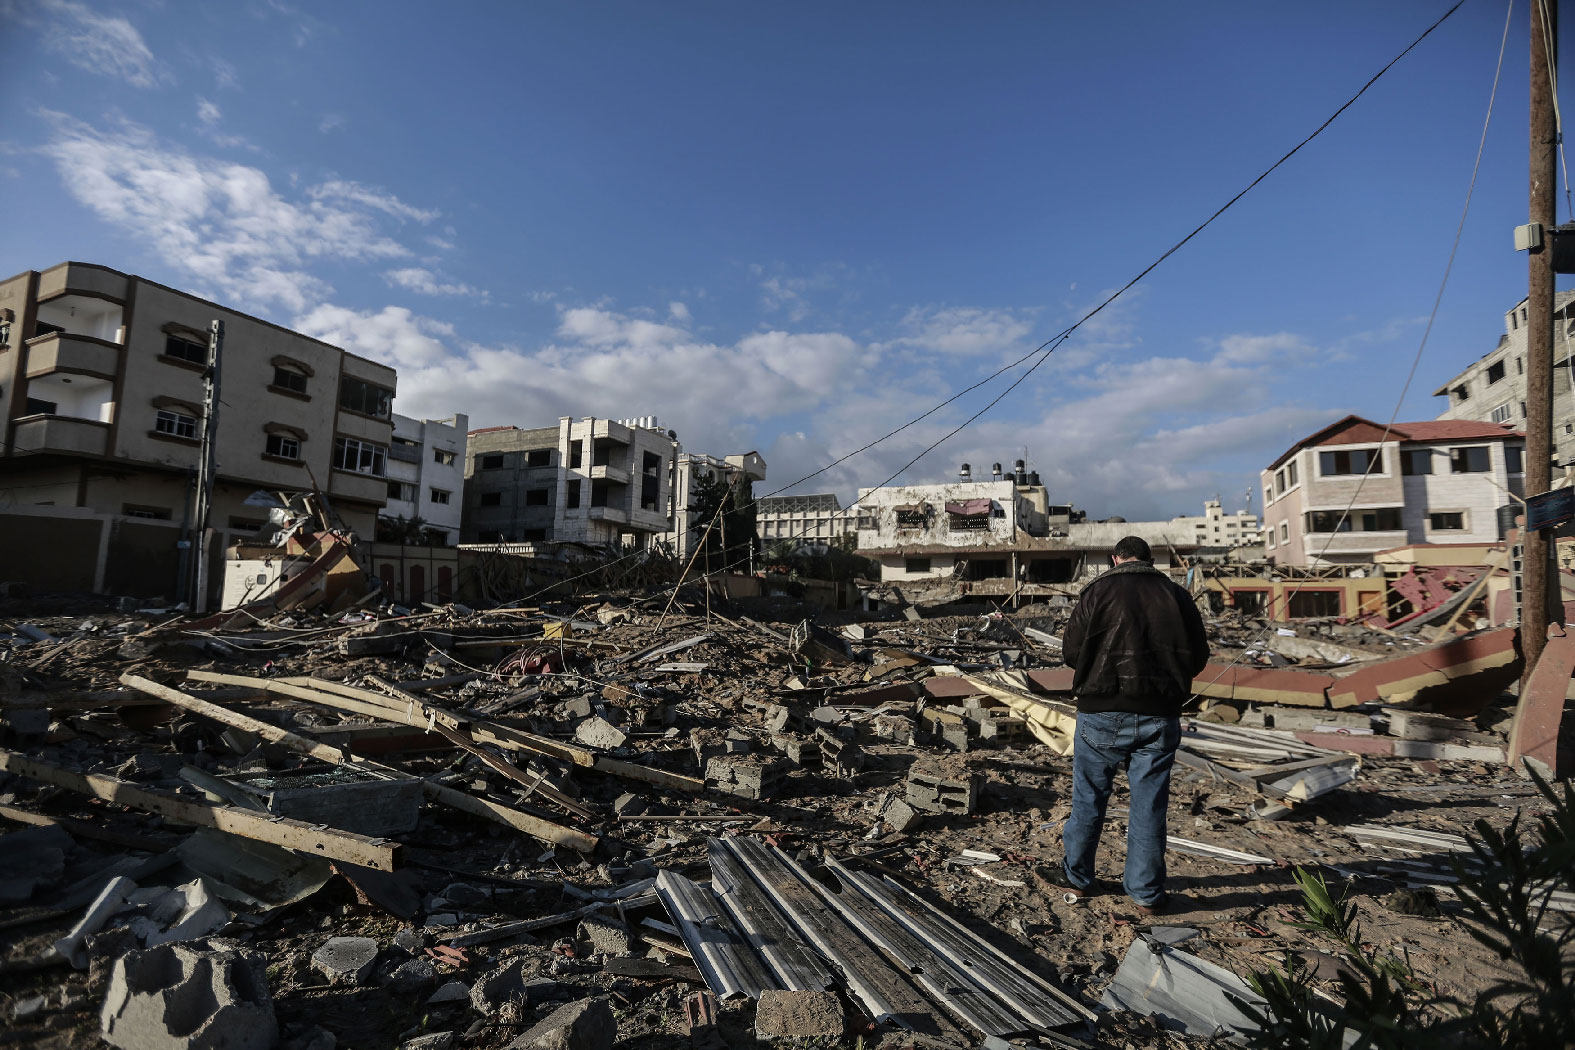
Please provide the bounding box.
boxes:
[1114,536,1153,562]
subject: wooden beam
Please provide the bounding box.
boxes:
[0,748,398,869]
[124,674,599,852]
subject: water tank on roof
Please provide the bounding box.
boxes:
[960,462,972,479]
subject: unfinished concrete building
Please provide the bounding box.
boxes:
[757,492,858,547]
[462,416,678,548]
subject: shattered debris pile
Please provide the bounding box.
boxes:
[0,582,1562,1049]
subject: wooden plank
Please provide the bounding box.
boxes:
[1239,755,1356,783]
[0,803,178,852]
[0,748,398,869]
[129,673,599,852]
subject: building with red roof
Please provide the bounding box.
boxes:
[1262,414,1524,567]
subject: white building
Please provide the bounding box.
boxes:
[668,449,767,555]
[382,412,468,545]
[757,492,857,546]
[855,479,1037,581]
[1262,415,1524,566]
[1170,499,1259,548]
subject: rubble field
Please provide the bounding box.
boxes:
[0,587,1566,1050]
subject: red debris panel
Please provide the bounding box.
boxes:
[945,499,993,517]
[1510,624,1575,778]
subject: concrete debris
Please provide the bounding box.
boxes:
[507,997,616,1050]
[754,989,846,1041]
[100,942,277,1050]
[905,765,980,815]
[703,754,788,800]
[311,936,379,985]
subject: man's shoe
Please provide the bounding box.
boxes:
[1133,894,1171,916]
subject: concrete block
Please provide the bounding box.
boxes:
[770,733,820,768]
[222,765,421,836]
[389,957,438,987]
[403,1033,454,1050]
[100,942,277,1050]
[816,728,864,778]
[427,981,470,1004]
[612,792,646,818]
[977,717,1028,745]
[508,997,615,1050]
[872,714,915,743]
[312,936,379,986]
[906,767,979,816]
[574,717,627,751]
[754,989,844,1041]
[562,696,595,721]
[704,755,789,800]
[882,797,923,834]
[576,916,635,958]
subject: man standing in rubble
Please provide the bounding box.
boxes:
[1056,536,1209,915]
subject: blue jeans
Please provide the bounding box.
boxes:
[1061,710,1180,905]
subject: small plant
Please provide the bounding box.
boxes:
[1234,769,1575,1050]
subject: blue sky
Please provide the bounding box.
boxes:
[0,1,1565,520]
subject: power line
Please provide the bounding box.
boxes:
[494,0,1470,609]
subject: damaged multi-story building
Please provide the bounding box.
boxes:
[667,448,767,557]
[757,492,858,547]
[0,261,397,599]
[1260,415,1524,567]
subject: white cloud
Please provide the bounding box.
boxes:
[40,115,429,312]
[668,301,691,323]
[196,98,221,125]
[894,305,1035,355]
[311,180,438,223]
[41,0,167,88]
[384,267,484,299]
[295,304,454,370]
[318,113,346,134]
[1211,331,1310,365]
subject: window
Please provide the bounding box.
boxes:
[1305,508,1402,532]
[1429,512,1466,531]
[569,442,583,469]
[566,480,581,508]
[1279,522,1289,543]
[1507,446,1524,473]
[1452,384,1471,403]
[1400,449,1432,475]
[122,504,172,520]
[643,451,662,474]
[155,409,198,439]
[1274,468,1286,494]
[24,396,58,415]
[265,433,299,460]
[1356,508,1403,531]
[1318,448,1382,476]
[163,335,207,364]
[1287,590,1341,618]
[1449,446,1491,473]
[387,480,416,501]
[1518,356,1525,375]
[526,449,551,467]
[430,488,451,505]
[948,512,990,532]
[895,508,927,529]
[480,453,505,469]
[904,557,932,574]
[1487,360,1506,384]
[1264,486,1274,507]
[1286,460,1298,487]
[525,488,550,506]
[433,448,456,466]
[1490,403,1513,424]
[272,366,307,394]
[337,376,392,418]
[479,491,502,507]
[333,436,387,476]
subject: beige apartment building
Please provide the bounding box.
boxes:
[0,261,396,597]
[1262,415,1523,566]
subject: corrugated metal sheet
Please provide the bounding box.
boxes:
[707,839,836,992]
[654,869,775,1001]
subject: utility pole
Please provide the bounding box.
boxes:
[190,319,223,614]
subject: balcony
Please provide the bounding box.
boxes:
[388,442,422,464]
[24,332,121,380]
[11,415,110,457]
[329,469,391,506]
[588,506,630,525]
[36,263,128,304]
[589,463,632,485]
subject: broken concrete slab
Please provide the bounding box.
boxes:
[754,989,845,1041]
[427,980,471,1004]
[311,936,379,986]
[100,942,277,1050]
[403,1032,455,1050]
[882,796,923,834]
[703,755,788,800]
[507,997,615,1050]
[577,916,636,958]
[573,717,628,751]
[905,765,979,816]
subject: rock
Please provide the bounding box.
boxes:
[311,937,379,986]
[12,994,46,1020]
[576,916,635,958]
[882,797,924,834]
[100,942,277,1050]
[611,793,646,818]
[427,981,471,1004]
[1386,887,1442,918]
[394,927,429,953]
[440,883,491,909]
[425,913,460,927]
[403,1033,454,1050]
[390,957,438,986]
[574,717,627,750]
[507,997,615,1050]
[469,958,547,1016]
[754,989,844,1041]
